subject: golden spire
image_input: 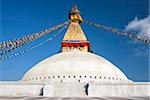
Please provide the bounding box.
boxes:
[63,22,87,41]
[69,5,80,14]
[61,6,90,52]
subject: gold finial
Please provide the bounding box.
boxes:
[70,5,80,14]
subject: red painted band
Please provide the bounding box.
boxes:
[61,42,90,47]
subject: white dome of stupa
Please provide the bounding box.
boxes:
[22,51,130,83]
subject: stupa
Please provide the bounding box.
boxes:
[0,6,149,98]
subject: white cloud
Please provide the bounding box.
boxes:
[132,46,149,57]
[126,16,150,39]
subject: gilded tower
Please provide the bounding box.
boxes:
[61,6,90,52]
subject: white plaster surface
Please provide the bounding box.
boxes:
[0,96,149,100]
[0,82,44,96]
[0,82,149,97]
[88,82,150,97]
[22,51,129,83]
[43,82,87,97]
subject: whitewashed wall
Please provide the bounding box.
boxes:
[0,81,150,97]
[0,82,44,96]
[43,82,87,97]
[88,82,150,96]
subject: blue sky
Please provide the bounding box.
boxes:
[0,0,149,82]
